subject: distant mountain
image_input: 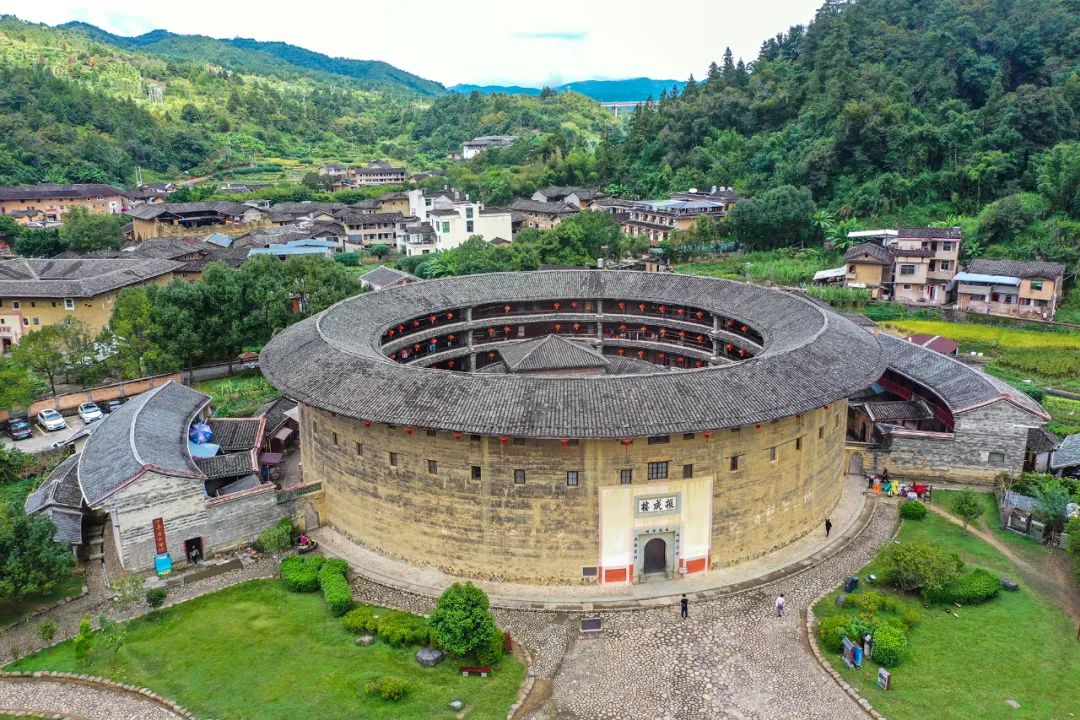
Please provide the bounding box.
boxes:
[58,21,446,96]
[451,77,685,103]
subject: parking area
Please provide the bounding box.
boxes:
[1,414,98,453]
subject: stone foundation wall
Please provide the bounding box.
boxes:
[299,401,847,584]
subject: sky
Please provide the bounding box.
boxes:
[1,0,825,87]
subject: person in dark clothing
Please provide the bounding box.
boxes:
[882,468,890,482]
[680,594,689,619]
[867,473,874,490]
[825,518,833,537]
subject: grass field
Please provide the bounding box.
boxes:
[814,506,1080,719]
[8,580,524,720]
[194,371,281,417]
[678,249,840,286]
[881,319,1080,351]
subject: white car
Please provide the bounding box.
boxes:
[78,402,104,424]
[36,409,68,432]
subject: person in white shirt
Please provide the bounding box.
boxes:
[775,593,785,617]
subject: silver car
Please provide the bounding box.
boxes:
[78,402,104,424]
[36,409,68,432]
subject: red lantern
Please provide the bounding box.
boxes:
[504,304,511,313]
[677,356,686,364]
[488,328,496,336]
[398,324,405,332]
[453,432,463,441]
[388,329,395,337]
[446,311,454,320]
[617,302,625,310]
[488,352,495,360]
[755,423,762,429]
[618,348,626,356]
[637,350,646,358]
[679,330,686,338]
[703,431,712,441]
[659,305,667,313]
[553,302,561,310]
[726,343,734,351]
[738,348,747,357]
[364,420,372,428]
[619,324,627,331]
[413,320,420,328]
[695,360,703,367]
[697,335,705,343]
[414,343,421,351]
[740,325,748,333]
[727,320,735,328]
[658,352,666,359]
[638,303,646,312]
[429,315,437,324]
[553,324,561,332]
[796,414,802,420]
[824,404,831,410]
[503,326,511,334]
[448,334,456,341]
[639,325,647,332]
[696,311,704,319]
[573,323,581,331]
[570,301,578,308]
[621,438,633,448]
[500,436,509,445]
[677,308,685,316]
[561,438,569,447]
[448,359,456,367]
[406,426,414,436]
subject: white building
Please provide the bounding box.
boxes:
[462,135,517,160]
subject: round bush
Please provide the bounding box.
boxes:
[343,607,379,635]
[378,611,432,647]
[899,501,927,520]
[871,624,907,668]
[923,568,1001,605]
[818,616,850,653]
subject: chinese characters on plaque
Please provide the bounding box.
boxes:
[637,495,678,514]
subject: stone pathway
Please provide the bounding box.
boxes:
[320,474,869,610]
[0,677,185,720]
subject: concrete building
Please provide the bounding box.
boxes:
[421,204,513,254]
[462,135,517,160]
[621,198,729,244]
[953,258,1067,320]
[260,271,884,584]
[333,210,404,251]
[0,258,182,351]
[25,381,309,571]
[842,227,961,304]
[0,184,128,225]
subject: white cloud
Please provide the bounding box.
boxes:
[3,0,824,87]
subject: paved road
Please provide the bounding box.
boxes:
[1,415,96,453]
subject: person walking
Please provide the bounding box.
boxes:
[680,594,689,619]
[825,518,833,538]
[775,593,786,618]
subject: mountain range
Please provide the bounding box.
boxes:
[452,77,686,103]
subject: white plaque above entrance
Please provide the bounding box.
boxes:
[635,494,679,516]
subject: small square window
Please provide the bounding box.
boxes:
[312,422,318,434]
[620,469,633,484]
[796,437,803,451]
[729,456,740,472]
[682,463,693,479]
[514,469,525,484]
[818,426,824,439]
[355,442,364,456]
[470,434,481,443]
[647,435,670,445]
[1030,280,1044,291]
[64,298,75,310]
[682,433,695,440]
[427,459,438,475]
[769,447,777,462]
[332,432,339,445]
[11,301,18,310]
[731,427,741,433]
[566,471,580,486]
[471,465,482,480]
[389,452,399,467]
[988,451,1005,463]
[426,429,437,437]
[32,317,39,325]
[513,437,527,445]
[647,461,668,480]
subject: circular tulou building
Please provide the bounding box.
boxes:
[261,271,885,584]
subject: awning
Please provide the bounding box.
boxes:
[272,426,296,444]
[259,452,284,466]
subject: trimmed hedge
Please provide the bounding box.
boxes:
[280,556,325,592]
[871,624,907,668]
[318,559,352,616]
[923,568,1001,605]
[342,606,431,646]
[899,500,928,520]
[343,606,379,635]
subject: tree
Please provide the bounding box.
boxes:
[145,587,168,611]
[0,446,32,485]
[952,489,984,530]
[0,357,36,409]
[14,228,64,258]
[879,540,963,594]
[1032,478,1072,536]
[0,504,75,601]
[58,207,125,253]
[11,324,69,397]
[72,617,93,666]
[729,185,817,250]
[110,287,166,378]
[369,244,392,260]
[97,614,126,669]
[281,256,357,317]
[1065,517,1080,585]
[428,582,498,658]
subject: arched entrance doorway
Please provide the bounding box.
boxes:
[643,537,667,574]
[847,453,864,476]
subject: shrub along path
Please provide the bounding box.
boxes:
[926,503,1080,626]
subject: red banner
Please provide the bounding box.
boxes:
[152,517,167,554]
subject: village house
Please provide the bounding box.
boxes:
[358,265,420,291]
[25,381,311,571]
[407,188,470,222]
[414,203,513,255]
[333,210,404,250]
[510,199,580,230]
[128,202,269,242]
[953,258,1067,320]
[670,186,740,213]
[841,227,961,304]
[247,238,338,259]
[0,257,182,351]
[621,198,729,244]
[318,163,348,179]
[530,186,608,209]
[0,184,128,225]
[462,135,518,159]
[117,234,250,280]
[843,242,895,300]
[349,161,407,187]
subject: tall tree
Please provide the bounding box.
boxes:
[11,325,69,397]
[58,207,125,253]
[0,504,75,601]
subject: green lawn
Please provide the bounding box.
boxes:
[194,371,281,417]
[881,319,1080,352]
[678,249,840,286]
[0,575,83,628]
[930,490,1056,569]
[814,507,1080,719]
[8,580,524,720]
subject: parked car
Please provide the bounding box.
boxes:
[100,399,123,415]
[6,418,33,441]
[78,402,104,424]
[36,409,68,432]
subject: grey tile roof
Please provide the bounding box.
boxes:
[25,454,82,515]
[207,418,264,453]
[128,201,256,221]
[1050,433,1080,469]
[214,474,262,496]
[844,243,894,265]
[897,227,962,239]
[511,199,580,215]
[360,266,418,289]
[863,400,932,422]
[260,271,887,437]
[1027,427,1059,455]
[47,509,85,545]
[256,396,298,434]
[877,334,1047,419]
[0,258,184,298]
[498,335,609,372]
[78,382,209,507]
[0,183,126,201]
[966,258,1067,280]
[195,451,256,479]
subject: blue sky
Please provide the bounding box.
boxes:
[2,0,825,86]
